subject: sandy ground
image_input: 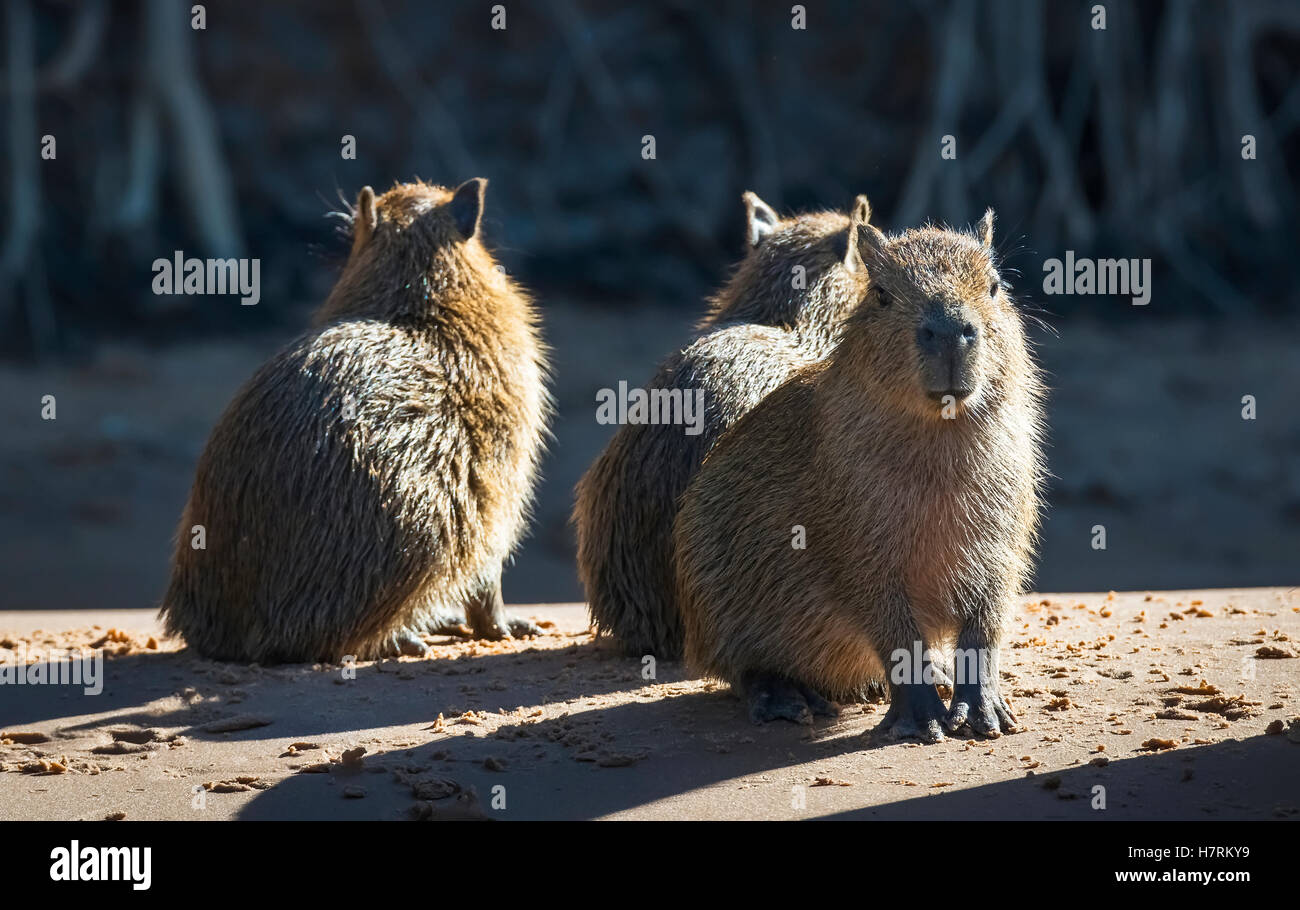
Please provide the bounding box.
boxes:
[1,588,1296,821]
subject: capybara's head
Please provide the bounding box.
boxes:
[706,192,877,331]
[320,178,499,322]
[848,211,1025,418]
[348,178,487,261]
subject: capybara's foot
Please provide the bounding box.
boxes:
[420,607,529,638]
[745,673,840,725]
[398,630,429,656]
[945,682,1018,737]
[464,614,540,640]
[465,582,539,640]
[881,683,947,742]
[466,610,539,641]
[377,628,429,658]
[506,615,542,638]
[423,608,471,636]
[461,613,539,641]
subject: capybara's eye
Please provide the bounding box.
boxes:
[990,279,1000,298]
[877,289,891,308]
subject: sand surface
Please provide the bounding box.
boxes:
[1,588,1297,821]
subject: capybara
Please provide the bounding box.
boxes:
[161,179,549,663]
[674,211,1045,741]
[574,193,876,659]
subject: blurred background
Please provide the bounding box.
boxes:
[1,0,1297,612]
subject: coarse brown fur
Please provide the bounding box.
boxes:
[573,193,875,659]
[160,179,550,663]
[673,212,1046,740]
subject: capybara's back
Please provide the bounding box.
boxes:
[573,194,877,659]
[161,179,549,663]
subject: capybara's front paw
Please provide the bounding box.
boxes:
[506,616,542,639]
[945,683,1018,737]
[423,608,471,637]
[469,619,509,641]
[745,673,840,725]
[469,613,541,641]
[379,629,430,658]
[881,683,947,742]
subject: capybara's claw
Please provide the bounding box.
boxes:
[946,683,1018,737]
[507,616,542,638]
[882,683,948,743]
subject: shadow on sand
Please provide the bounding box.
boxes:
[5,639,1295,820]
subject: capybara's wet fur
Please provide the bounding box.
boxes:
[574,193,875,659]
[161,179,550,663]
[674,211,1045,741]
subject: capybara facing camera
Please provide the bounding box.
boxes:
[673,212,1046,741]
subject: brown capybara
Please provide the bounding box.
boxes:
[574,193,876,660]
[673,211,1046,741]
[161,179,550,663]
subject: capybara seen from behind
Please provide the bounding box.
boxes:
[574,193,877,660]
[673,211,1045,741]
[161,179,550,663]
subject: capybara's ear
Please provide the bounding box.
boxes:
[848,199,887,273]
[844,194,873,271]
[450,177,487,239]
[977,208,995,249]
[352,186,377,256]
[742,191,779,248]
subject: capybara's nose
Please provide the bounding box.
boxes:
[916,312,977,358]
